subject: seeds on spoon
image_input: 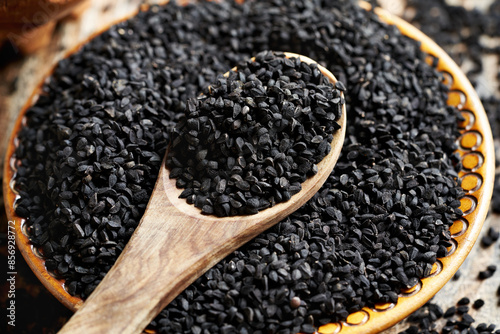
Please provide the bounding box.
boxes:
[167,51,344,216]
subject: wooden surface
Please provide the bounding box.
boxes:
[0,0,499,333]
[0,0,88,53]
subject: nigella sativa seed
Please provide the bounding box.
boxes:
[167,51,344,217]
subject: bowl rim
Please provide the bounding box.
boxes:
[2,4,146,312]
[3,1,495,333]
[325,3,495,333]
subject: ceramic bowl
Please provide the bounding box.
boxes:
[3,2,494,333]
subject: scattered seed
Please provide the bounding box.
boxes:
[473,299,485,309]
[478,265,497,280]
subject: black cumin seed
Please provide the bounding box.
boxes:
[473,299,485,309]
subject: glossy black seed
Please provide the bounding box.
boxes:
[478,265,496,280]
[301,323,316,333]
[462,314,475,326]
[473,299,485,309]
[458,297,470,305]
[15,205,29,217]
[457,305,469,315]
[481,235,494,248]
[444,306,456,318]
[480,227,499,248]
[490,228,500,241]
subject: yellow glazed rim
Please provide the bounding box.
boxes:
[2,2,495,333]
[312,3,495,334]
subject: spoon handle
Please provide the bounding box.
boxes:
[57,171,252,334]
[57,79,345,333]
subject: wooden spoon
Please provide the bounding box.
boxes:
[53,52,346,334]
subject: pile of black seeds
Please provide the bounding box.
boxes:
[395,1,500,331]
[403,0,500,212]
[13,0,465,332]
[14,14,233,298]
[167,51,343,216]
